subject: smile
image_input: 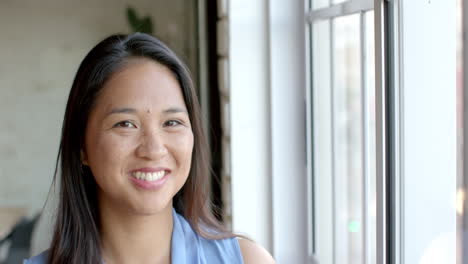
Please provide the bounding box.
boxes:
[131,171,166,181]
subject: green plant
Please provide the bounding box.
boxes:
[126,6,153,34]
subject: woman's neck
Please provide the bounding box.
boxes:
[99,203,173,264]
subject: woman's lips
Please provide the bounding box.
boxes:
[129,168,170,190]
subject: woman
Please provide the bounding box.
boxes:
[24,33,274,264]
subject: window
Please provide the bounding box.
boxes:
[307,1,376,263]
[307,1,458,263]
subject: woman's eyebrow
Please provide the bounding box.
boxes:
[106,107,137,116]
[105,107,187,116]
[163,107,188,114]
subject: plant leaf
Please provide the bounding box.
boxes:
[126,7,140,30]
[141,17,153,34]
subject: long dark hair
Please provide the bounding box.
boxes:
[48,33,232,264]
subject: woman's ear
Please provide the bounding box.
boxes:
[81,149,89,165]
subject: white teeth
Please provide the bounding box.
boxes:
[132,171,166,181]
[136,171,142,179]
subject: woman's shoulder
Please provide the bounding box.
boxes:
[198,233,243,260]
[237,238,276,264]
[23,250,48,264]
[172,210,244,263]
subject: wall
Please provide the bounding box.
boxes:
[229,0,273,251]
[0,0,197,255]
[227,0,309,261]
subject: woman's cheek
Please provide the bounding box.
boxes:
[90,133,133,172]
[169,132,193,166]
[180,132,194,158]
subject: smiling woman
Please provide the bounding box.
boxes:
[23,33,274,264]
[83,60,194,219]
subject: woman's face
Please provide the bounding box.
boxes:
[82,59,194,216]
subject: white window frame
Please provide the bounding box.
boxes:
[463,0,468,260]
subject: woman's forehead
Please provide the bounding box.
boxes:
[95,60,187,113]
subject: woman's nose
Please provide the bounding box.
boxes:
[135,128,168,159]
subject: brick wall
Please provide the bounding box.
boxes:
[0,0,198,255]
[215,0,233,228]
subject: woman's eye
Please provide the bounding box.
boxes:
[164,120,181,127]
[114,121,137,128]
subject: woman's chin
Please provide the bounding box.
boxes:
[128,200,172,216]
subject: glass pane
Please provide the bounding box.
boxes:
[332,0,347,5]
[333,13,363,264]
[312,0,330,10]
[311,9,377,264]
[312,19,333,264]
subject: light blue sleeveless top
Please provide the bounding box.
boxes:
[24,209,243,263]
